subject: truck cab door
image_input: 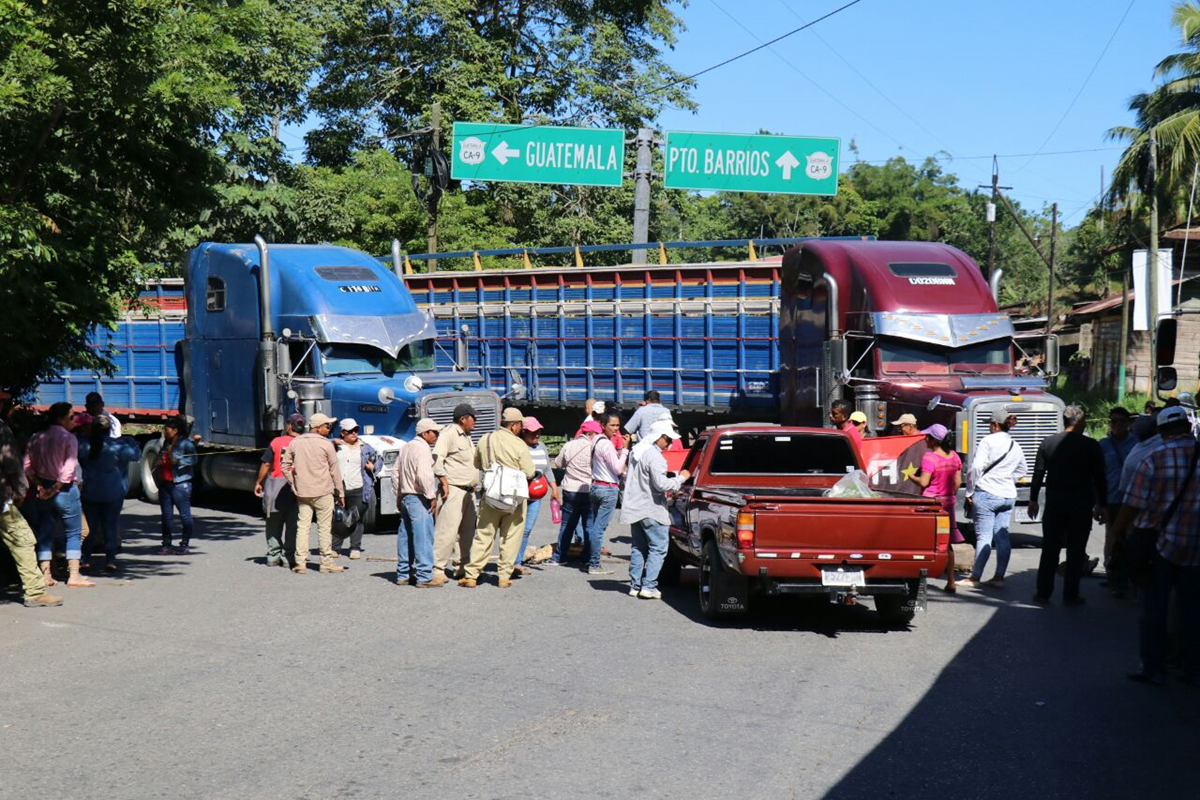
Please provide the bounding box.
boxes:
[669,436,707,558]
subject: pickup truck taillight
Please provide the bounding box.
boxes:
[935,514,950,553]
[736,511,755,549]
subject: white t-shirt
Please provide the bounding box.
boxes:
[337,442,364,491]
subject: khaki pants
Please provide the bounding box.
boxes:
[463,500,526,582]
[0,504,48,600]
[434,484,477,572]
[295,494,335,567]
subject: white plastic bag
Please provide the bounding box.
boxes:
[826,469,879,499]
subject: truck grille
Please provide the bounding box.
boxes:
[422,391,501,445]
[970,407,1061,475]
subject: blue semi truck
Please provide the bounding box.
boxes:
[35,237,500,527]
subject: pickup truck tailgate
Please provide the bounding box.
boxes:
[749,497,939,553]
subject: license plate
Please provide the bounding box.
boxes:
[821,568,865,588]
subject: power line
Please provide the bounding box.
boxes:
[640,0,865,97]
[856,145,1123,164]
[705,0,908,151]
[1012,0,1135,173]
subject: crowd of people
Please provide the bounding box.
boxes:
[3,386,1197,687]
[827,396,1198,686]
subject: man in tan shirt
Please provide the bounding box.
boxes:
[281,412,345,574]
[432,403,478,578]
[460,407,535,589]
[392,418,443,587]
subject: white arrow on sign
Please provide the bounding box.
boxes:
[492,141,521,165]
[775,150,800,180]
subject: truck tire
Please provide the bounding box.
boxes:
[876,587,917,625]
[658,545,683,587]
[698,538,748,621]
[138,437,163,504]
[362,495,379,533]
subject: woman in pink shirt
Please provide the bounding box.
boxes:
[24,402,90,587]
[914,423,963,593]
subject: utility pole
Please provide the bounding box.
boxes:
[1148,132,1159,387]
[1047,203,1058,332]
[427,101,442,272]
[977,156,1011,281]
[631,127,653,266]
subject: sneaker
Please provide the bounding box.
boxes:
[396,574,411,586]
[172,546,191,555]
[588,566,614,576]
[639,588,662,600]
[266,558,283,568]
[156,547,174,556]
[349,549,361,560]
[415,578,444,589]
[628,587,641,597]
[424,572,448,587]
[24,593,63,608]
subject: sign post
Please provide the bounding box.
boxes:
[663,131,840,195]
[451,122,625,187]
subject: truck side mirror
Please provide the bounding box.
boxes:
[826,337,848,379]
[1156,317,1178,367]
[1157,366,1178,392]
[1042,334,1060,377]
[455,325,469,371]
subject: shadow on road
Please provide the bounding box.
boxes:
[822,570,1200,799]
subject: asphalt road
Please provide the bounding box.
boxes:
[2,494,1198,799]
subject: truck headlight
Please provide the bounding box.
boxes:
[383,451,400,466]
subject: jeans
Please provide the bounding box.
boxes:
[1036,504,1092,600]
[554,490,591,564]
[333,487,366,552]
[629,519,669,592]
[398,494,435,583]
[159,481,194,548]
[1140,554,1200,681]
[82,499,124,561]
[970,489,1013,579]
[33,480,83,561]
[515,498,542,566]
[264,506,298,566]
[587,484,620,568]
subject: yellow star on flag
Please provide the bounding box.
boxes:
[900,462,919,482]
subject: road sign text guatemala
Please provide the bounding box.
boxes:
[663,131,839,195]
[451,122,625,187]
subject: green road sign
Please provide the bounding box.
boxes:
[663,131,839,195]
[451,122,625,187]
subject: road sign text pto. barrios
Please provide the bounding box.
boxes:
[663,131,839,196]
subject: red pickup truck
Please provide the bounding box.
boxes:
[664,426,951,623]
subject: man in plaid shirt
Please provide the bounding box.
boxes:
[1114,406,1200,686]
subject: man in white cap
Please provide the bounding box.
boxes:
[332,417,379,560]
[891,414,920,437]
[394,418,443,587]
[281,412,345,574]
[459,407,535,589]
[621,419,689,599]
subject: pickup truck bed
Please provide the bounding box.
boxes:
[666,426,950,623]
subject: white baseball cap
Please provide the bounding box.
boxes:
[339,417,359,432]
[415,418,443,435]
[1157,406,1190,427]
[649,420,680,441]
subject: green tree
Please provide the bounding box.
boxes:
[0,0,238,395]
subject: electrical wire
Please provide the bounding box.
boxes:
[1011,0,1135,174]
[640,0,865,97]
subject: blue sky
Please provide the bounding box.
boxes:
[654,0,1178,226]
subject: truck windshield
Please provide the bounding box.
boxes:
[320,340,436,376]
[878,337,1011,376]
[709,434,857,475]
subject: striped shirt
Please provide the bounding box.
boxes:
[1126,437,1200,567]
[528,442,556,486]
[393,440,438,500]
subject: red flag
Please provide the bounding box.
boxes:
[858,434,929,495]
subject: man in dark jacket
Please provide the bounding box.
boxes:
[1028,405,1108,605]
[0,392,63,608]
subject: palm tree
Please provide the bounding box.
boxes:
[1108,1,1200,223]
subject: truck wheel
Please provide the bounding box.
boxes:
[138,437,163,504]
[658,546,682,587]
[362,496,379,533]
[699,538,748,621]
[876,591,917,625]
